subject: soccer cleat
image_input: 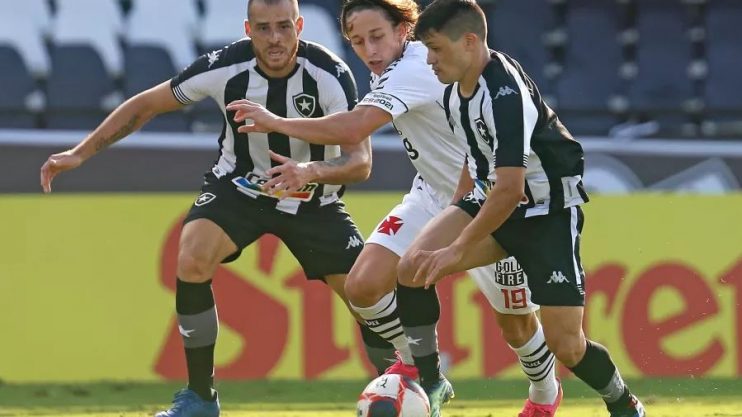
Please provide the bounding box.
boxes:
[518,379,563,417]
[384,351,420,381]
[155,388,220,417]
[608,394,646,417]
[422,376,455,417]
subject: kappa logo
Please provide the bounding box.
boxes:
[547,271,570,284]
[493,85,518,100]
[292,93,317,117]
[346,235,363,249]
[206,49,221,68]
[195,192,216,206]
[335,63,347,77]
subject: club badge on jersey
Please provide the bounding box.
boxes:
[232,172,318,202]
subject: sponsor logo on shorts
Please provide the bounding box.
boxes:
[346,235,363,249]
[494,259,526,286]
[195,192,216,206]
[377,215,404,235]
[547,270,569,284]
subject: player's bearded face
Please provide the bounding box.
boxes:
[345,8,407,76]
[247,1,301,77]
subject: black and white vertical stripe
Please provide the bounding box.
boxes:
[170,39,358,212]
[444,51,589,218]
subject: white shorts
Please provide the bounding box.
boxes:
[366,175,540,315]
[468,257,539,315]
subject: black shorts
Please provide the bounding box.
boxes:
[456,196,586,306]
[184,175,364,280]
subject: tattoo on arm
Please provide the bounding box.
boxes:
[94,115,140,152]
[317,153,351,169]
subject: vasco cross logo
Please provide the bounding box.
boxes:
[377,216,404,235]
[293,93,317,118]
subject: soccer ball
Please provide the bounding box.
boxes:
[357,374,430,417]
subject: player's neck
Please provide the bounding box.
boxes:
[458,47,491,98]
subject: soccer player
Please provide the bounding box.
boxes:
[38,1,396,416]
[399,1,646,416]
[227,1,562,416]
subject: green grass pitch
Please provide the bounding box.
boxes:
[1,378,741,416]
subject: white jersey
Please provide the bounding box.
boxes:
[358,41,465,206]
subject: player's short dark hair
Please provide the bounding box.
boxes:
[247,0,299,19]
[414,0,487,41]
[341,0,420,40]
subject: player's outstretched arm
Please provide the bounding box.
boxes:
[40,81,185,193]
[227,99,391,145]
[260,139,372,197]
[412,167,525,287]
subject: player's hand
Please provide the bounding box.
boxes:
[226,99,281,134]
[40,150,84,193]
[411,244,465,289]
[262,151,316,198]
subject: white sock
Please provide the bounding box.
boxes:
[511,324,559,405]
[351,291,414,365]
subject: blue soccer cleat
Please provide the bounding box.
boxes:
[423,376,455,417]
[609,394,646,417]
[155,388,220,417]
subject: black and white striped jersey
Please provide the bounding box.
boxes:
[443,51,588,218]
[170,38,357,214]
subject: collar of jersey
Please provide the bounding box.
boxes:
[254,62,301,81]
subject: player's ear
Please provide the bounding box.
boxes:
[296,15,304,36]
[463,32,478,51]
[244,20,251,37]
[395,22,409,43]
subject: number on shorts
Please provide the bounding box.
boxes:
[501,288,527,309]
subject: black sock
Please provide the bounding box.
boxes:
[358,322,396,375]
[397,284,441,386]
[176,278,218,401]
[569,340,631,409]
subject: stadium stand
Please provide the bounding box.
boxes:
[0,46,41,128]
[489,0,556,95]
[199,0,249,53]
[555,0,628,136]
[627,0,696,136]
[0,0,740,139]
[701,0,742,137]
[0,0,52,78]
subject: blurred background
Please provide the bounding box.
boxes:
[1,0,741,389]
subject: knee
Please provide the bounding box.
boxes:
[545,333,586,367]
[396,255,418,287]
[496,312,537,348]
[177,249,217,283]
[345,272,389,307]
